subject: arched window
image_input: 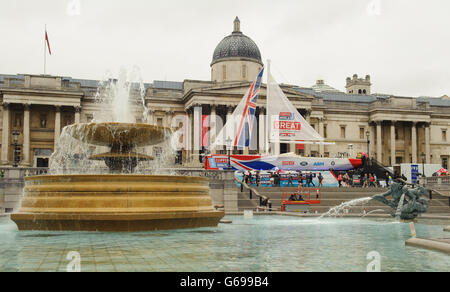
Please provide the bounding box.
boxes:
[358,89,362,94]
[363,89,367,94]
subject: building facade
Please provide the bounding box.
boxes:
[1,18,449,170]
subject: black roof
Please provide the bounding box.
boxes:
[212,32,262,65]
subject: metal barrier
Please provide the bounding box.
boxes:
[281,188,322,212]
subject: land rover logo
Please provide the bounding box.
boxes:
[300,162,308,167]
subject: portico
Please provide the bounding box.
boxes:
[0,75,82,167]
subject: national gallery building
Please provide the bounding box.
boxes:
[1,18,449,170]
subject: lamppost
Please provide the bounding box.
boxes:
[348,144,354,158]
[12,130,20,168]
[226,136,233,170]
[366,130,370,157]
[421,152,426,177]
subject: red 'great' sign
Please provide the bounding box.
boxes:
[274,121,302,131]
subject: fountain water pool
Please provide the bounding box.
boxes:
[0,215,449,272]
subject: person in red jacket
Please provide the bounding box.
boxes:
[338,173,343,188]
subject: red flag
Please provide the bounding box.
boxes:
[45,30,52,55]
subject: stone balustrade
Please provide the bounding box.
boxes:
[0,167,239,214]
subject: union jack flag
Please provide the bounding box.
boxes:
[235,68,264,147]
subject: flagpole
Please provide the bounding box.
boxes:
[265,59,271,155]
[44,25,47,75]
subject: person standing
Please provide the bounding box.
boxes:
[338,173,343,188]
[287,173,294,187]
[369,173,376,187]
[344,173,350,188]
[362,173,368,188]
[385,171,391,187]
[318,172,324,188]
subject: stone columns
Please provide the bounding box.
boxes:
[369,124,375,158]
[166,110,175,128]
[186,108,193,159]
[289,142,296,154]
[304,110,312,157]
[258,107,266,154]
[225,106,234,153]
[22,104,31,166]
[411,122,417,163]
[210,105,217,154]
[75,106,82,124]
[390,121,396,167]
[424,123,431,164]
[319,118,325,157]
[376,121,382,162]
[147,109,155,125]
[1,103,10,165]
[193,105,202,157]
[54,106,61,149]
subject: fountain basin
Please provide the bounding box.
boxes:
[67,123,171,147]
[11,175,224,232]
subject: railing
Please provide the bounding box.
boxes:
[235,178,273,211]
[424,176,450,186]
[0,167,49,180]
[281,188,322,212]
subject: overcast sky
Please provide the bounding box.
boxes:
[1,0,449,97]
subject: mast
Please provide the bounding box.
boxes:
[265,59,271,155]
[44,25,47,75]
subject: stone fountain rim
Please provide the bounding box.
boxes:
[65,122,173,147]
[24,174,210,182]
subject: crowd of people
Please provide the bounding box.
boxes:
[240,169,324,188]
[336,171,382,188]
[239,167,433,189]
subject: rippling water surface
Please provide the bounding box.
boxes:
[0,215,448,272]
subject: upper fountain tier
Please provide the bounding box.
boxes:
[66,123,171,147]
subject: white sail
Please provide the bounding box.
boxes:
[267,70,325,145]
[213,68,264,149]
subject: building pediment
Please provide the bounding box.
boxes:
[1,89,82,107]
[182,81,313,107]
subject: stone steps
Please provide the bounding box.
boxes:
[237,187,450,215]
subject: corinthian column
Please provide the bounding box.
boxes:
[193,105,202,157]
[1,103,10,165]
[425,123,431,164]
[411,122,417,163]
[21,104,31,166]
[390,121,396,167]
[75,106,82,124]
[304,110,312,156]
[225,106,234,153]
[54,106,61,149]
[210,105,217,154]
[376,121,382,162]
[319,118,324,157]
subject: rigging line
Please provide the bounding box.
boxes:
[271,62,291,85]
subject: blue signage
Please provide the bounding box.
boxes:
[411,164,419,184]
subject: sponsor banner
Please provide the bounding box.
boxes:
[205,155,362,172]
[411,164,419,184]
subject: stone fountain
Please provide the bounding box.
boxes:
[11,122,225,232]
[372,182,430,220]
